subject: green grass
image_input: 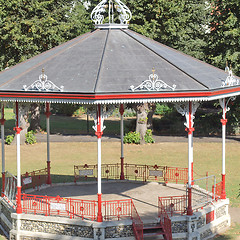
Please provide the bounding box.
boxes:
[214,223,240,239]
[3,141,240,207]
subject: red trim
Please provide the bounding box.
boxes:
[45,102,51,118]
[2,172,5,197]
[1,105,5,125]
[46,161,52,185]
[187,187,193,216]
[185,127,195,135]
[221,119,228,125]
[191,162,194,185]
[120,157,125,180]
[119,104,124,115]
[14,127,22,134]
[95,104,103,139]
[16,186,22,214]
[97,193,103,222]
[0,86,240,100]
[221,174,226,199]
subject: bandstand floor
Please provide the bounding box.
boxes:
[29,181,187,224]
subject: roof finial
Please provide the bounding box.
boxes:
[91,0,132,29]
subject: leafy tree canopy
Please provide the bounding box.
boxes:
[0,0,92,70]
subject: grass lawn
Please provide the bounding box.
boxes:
[1,108,240,239]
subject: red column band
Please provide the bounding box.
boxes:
[97,193,103,222]
[221,174,226,199]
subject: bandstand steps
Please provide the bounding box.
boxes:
[143,224,165,239]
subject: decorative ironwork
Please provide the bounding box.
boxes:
[174,102,199,129]
[222,64,239,87]
[23,69,64,92]
[219,97,236,117]
[91,0,132,25]
[87,104,117,133]
[130,68,176,92]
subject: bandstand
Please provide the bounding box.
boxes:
[0,1,239,239]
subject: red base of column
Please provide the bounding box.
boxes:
[97,193,103,222]
[187,187,193,216]
[221,174,226,199]
[46,161,52,185]
[1,172,5,197]
[16,186,22,214]
[120,157,125,180]
[191,162,194,185]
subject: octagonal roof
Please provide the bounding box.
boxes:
[0,10,239,104]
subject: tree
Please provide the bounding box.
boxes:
[128,0,211,60]
[0,0,92,70]
[207,0,240,76]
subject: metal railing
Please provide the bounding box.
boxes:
[102,199,132,221]
[3,171,17,209]
[74,163,188,184]
[21,194,97,220]
[21,168,48,191]
[131,200,143,240]
[158,195,186,216]
[191,175,216,210]
[212,181,222,200]
[158,198,172,240]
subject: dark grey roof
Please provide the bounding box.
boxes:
[0,28,239,103]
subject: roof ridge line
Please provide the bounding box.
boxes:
[93,29,110,93]
[122,29,210,90]
[0,30,98,89]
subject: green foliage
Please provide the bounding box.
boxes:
[128,0,211,60]
[5,134,14,145]
[124,131,140,144]
[155,104,173,116]
[144,129,155,143]
[0,0,92,70]
[25,130,36,145]
[51,103,80,116]
[207,0,240,76]
[124,130,155,144]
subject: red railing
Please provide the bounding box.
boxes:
[131,200,143,240]
[21,168,48,191]
[102,199,132,220]
[21,193,143,237]
[21,194,97,220]
[165,167,188,184]
[158,198,172,240]
[212,181,222,200]
[74,164,187,184]
[158,196,186,216]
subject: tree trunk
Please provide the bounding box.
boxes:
[147,103,156,130]
[19,104,30,144]
[29,103,41,132]
[135,103,149,144]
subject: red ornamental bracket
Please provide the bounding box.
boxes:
[185,127,195,134]
[221,119,228,125]
[0,118,5,125]
[13,127,22,134]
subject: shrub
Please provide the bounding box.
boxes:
[5,134,14,145]
[25,130,36,145]
[123,131,140,144]
[144,129,155,143]
[155,103,173,115]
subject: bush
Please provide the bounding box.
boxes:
[123,131,140,144]
[5,134,14,145]
[155,103,173,115]
[25,130,36,145]
[144,129,155,143]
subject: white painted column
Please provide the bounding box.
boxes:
[45,102,51,184]
[219,98,228,199]
[15,102,22,214]
[119,104,125,180]
[95,104,103,222]
[1,104,5,196]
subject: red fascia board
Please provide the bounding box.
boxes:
[0,87,239,100]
